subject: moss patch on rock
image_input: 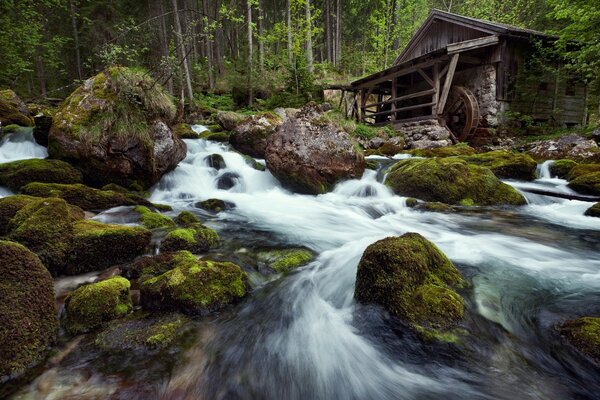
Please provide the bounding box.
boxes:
[64,276,133,334]
[385,157,526,206]
[566,164,600,181]
[409,144,476,157]
[558,317,600,362]
[354,233,465,340]
[414,202,456,213]
[161,223,219,254]
[134,206,175,229]
[258,248,314,273]
[458,150,538,181]
[0,159,83,191]
[172,123,199,139]
[550,159,578,179]
[196,198,227,212]
[199,130,230,142]
[568,172,600,196]
[0,89,33,127]
[21,182,152,211]
[0,241,57,385]
[584,202,600,218]
[0,195,37,234]
[139,251,247,315]
[174,211,201,226]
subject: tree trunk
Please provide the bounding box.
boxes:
[325,0,332,64]
[36,52,47,98]
[247,0,253,106]
[336,0,342,67]
[158,0,173,94]
[286,0,293,65]
[258,0,265,72]
[203,0,215,89]
[172,0,194,105]
[69,0,82,80]
[306,0,313,73]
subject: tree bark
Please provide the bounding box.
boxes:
[258,0,265,71]
[69,0,82,80]
[336,0,342,67]
[158,0,174,94]
[306,0,313,73]
[202,0,215,89]
[247,0,253,106]
[172,0,194,105]
[286,0,293,65]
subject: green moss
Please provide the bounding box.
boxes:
[568,172,600,196]
[21,182,152,211]
[567,164,600,181]
[410,144,476,157]
[365,159,379,170]
[134,206,175,229]
[153,203,173,212]
[458,150,538,180]
[140,252,247,315]
[161,223,219,254]
[3,124,20,133]
[258,248,314,273]
[405,197,418,208]
[0,240,57,381]
[0,89,33,126]
[172,123,199,139]
[415,202,456,213]
[7,198,83,271]
[199,131,230,142]
[196,198,227,212]
[64,276,133,334]
[95,312,190,352]
[365,142,405,157]
[0,195,37,234]
[584,202,600,217]
[550,159,578,179]
[385,158,526,206]
[174,211,201,226]
[355,233,465,338]
[243,155,266,171]
[0,159,83,191]
[559,317,600,362]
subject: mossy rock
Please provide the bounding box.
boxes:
[257,248,315,273]
[410,144,476,157]
[139,251,247,315]
[65,220,152,275]
[550,159,578,179]
[414,202,456,213]
[216,110,248,131]
[584,202,600,218]
[174,210,201,226]
[0,89,34,127]
[172,123,199,139]
[0,158,83,191]
[568,172,600,196]
[161,223,219,254]
[7,197,84,271]
[0,195,37,235]
[95,312,191,353]
[567,164,600,181]
[365,142,404,157]
[64,277,133,334]
[195,198,227,212]
[458,150,537,181]
[355,233,465,340]
[199,131,230,142]
[206,153,226,170]
[243,155,266,171]
[405,197,418,208]
[365,159,379,170]
[101,183,130,193]
[134,206,175,229]
[0,241,57,391]
[558,317,600,363]
[385,158,526,206]
[20,182,152,211]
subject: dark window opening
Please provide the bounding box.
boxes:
[538,82,548,92]
[565,80,576,96]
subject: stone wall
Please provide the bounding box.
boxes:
[453,64,501,129]
[397,119,453,149]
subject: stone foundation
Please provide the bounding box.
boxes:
[396,119,453,149]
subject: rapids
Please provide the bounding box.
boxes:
[4,129,600,399]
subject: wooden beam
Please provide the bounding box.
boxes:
[417,68,434,87]
[391,77,397,121]
[364,89,436,108]
[433,63,440,110]
[437,54,459,114]
[447,35,499,54]
[355,58,441,88]
[365,102,436,116]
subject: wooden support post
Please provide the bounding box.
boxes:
[437,54,459,115]
[391,77,397,121]
[433,63,439,117]
[417,68,434,87]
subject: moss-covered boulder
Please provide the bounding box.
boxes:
[385,158,526,206]
[139,251,247,315]
[458,150,537,181]
[65,220,151,275]
[134,206,175,229]
[172,123,199,139]
[206,153,226,170]
[243,155,266,171]
[95,312,191,353]
[550,159,578,179]
[0,195,37,234]
[195,198,228,212]
[568,172,600,196]
[64,277,133,334]
[409,144,476,157]
[0,89,33,127]
[584,202,600,218]
[355,233,465,340]
[48,67,186,189]
[161,223,219,254]
[414,202,456,213]
[20,182,152,211]
[199,130,230,142]
[567,164,600,181]
[0,159,83,191]
[216,110,247,131]
[174,210,200,226]
[229,112,283,158]
[7,198,84,270]
[558,317,600,363]
[0,241,57,391]
[257,248,314,273]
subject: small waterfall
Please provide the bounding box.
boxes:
[536,160,554,180]
[0,128,48,162]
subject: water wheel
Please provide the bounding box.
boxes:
[442,86,479,142]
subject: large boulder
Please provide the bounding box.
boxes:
[265,104,365,194]
[138,251,247,315]
[48,67,187,189]
[385,157,526,206]
[0,241,57,395]
[526,134,599,161]
[458,150,538,181]
[0,89,33,127]
[585,202,600,218]
[355,233,465,340]
[568,172,600,196]
[550,159,578,179]
[160,223,219,253]
[0,159,83,191]
[229,113,283,158]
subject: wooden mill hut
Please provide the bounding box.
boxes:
[350,10,588,146]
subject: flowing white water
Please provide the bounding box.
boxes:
[0,127,48,162]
